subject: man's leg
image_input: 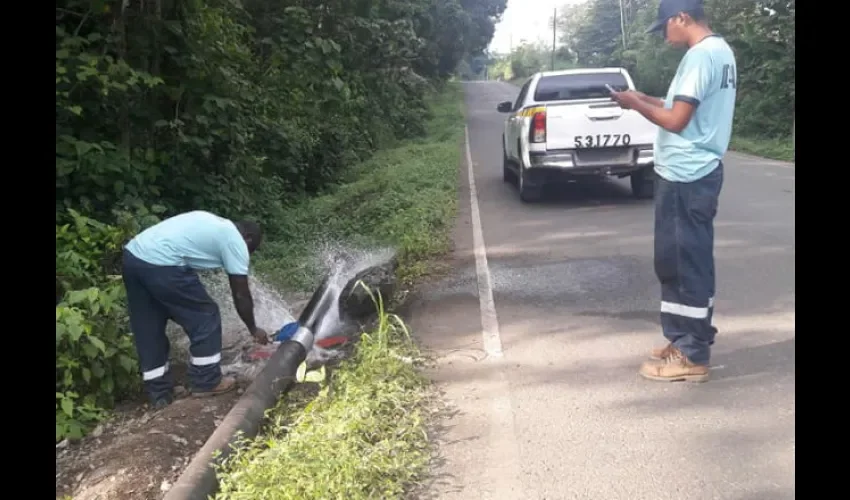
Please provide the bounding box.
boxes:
[122,250,173,406]
[151,268,234,396]
[641,164,723,381]
[707,199,718,345]
[648,175,685,359]
[678,163,723,356]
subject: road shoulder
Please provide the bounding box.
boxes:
[407,128,528,500]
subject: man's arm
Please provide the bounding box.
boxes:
[220,231,257,335]
[228,274,257,334]
[639,94,666,107]
[632,51,711,133]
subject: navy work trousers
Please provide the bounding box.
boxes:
[654,163,724,365]
[122,249,223,402]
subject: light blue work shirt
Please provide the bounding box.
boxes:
[125,210,250,275]
[654,34,738,183]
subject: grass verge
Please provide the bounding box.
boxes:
[730,136,794,162]
[255,82,465,293]
[214,289,431,499]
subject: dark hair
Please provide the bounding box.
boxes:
[236,220,262,250]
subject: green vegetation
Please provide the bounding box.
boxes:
[486,0,795,161]
[56,0,505,443]
[731,136,794,162]
[215,289,431,499]
[254,85,465,292]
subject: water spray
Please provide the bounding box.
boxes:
[165,250,397,500]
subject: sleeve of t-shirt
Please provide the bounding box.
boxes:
[220,226,250,276]
[672,49,714,107]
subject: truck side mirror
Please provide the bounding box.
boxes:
[497,101,513,113]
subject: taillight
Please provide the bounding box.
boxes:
[530,111,546,143]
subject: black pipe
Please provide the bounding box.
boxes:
[164,275,335,500]
[164,340,306,500]
[297,274,336,333]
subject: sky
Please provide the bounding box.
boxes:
[489,0,585,55]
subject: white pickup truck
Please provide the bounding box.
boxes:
[498,67,657,203]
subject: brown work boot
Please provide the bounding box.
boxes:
[650,342,674,360]
[192,376,237,398]
[639,347,709,383]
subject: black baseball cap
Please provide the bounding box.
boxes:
[647,0,705,34]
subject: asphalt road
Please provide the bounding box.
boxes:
[409,81,795,500]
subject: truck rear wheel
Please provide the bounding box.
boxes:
[630,167,656,199]
[519,165,542,203]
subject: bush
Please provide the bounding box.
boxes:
[55,208,159,441]
[56,284,137,441]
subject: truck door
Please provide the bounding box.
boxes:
[508,80,531,160]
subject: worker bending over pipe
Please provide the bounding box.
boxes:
[121,210,269,409]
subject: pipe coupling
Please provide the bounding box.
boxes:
[290,326,315,350]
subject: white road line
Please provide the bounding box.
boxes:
[464,123,526,498]
[465,125,504,359]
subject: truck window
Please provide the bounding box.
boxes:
[533,73,630,102]
[513,80,531,111]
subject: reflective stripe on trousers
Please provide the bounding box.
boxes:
[654,163,724,365]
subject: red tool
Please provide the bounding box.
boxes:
[316,335,349,349]
[246,335,350,361]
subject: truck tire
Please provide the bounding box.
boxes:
[518,164,542,203]
[516,139,542,203]
[630,167,656,199]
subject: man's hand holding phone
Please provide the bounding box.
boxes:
[608,86,663,110]
[608,85,642,110]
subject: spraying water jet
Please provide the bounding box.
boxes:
[166,247,399,500]
[165,264,370,500]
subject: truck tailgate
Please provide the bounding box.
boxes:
[544,100,655,151]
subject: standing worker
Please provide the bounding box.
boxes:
[122,210,270,408]
[609,0,737,382]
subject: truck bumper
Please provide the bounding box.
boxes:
[527,146,654,176]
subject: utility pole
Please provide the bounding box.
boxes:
[618,0,628,50]
[551,7,557,71]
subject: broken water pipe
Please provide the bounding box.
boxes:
[163,249,397,500]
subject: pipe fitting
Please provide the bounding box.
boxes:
[290,326,315,351]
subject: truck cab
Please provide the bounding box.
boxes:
[498,68,657,203]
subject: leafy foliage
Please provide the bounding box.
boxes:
[55,0,505,441]
[55,210,152,441]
